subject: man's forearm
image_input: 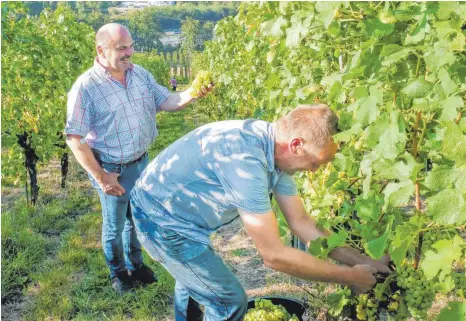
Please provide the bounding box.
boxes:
[266,245,355,286]
[289,216,382,269]
[160,91,193,112]
[66,137,105,181]
[329,247,371,267]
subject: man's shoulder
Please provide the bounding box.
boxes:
[72,66,102,90]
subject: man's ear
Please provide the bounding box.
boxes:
[289,138,304,155]
[96,45,105,58]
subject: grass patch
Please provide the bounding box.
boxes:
[2,107,210,320]
[149,105,210,157]
[24,211,175,321]
[230,248,250,257]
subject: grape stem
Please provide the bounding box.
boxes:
[347,177,363,189]
[456,110,462,124]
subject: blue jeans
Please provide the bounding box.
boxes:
[131,201,248,321]
[89,154,149,278]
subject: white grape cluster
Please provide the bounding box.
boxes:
[189,70,213,98]
[244,299,300,321]
[396,266,435,319]
[422,229,457,254]
[356,294,378,321]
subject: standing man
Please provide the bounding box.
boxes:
[65,23,212,294]
[170,76,177,91]
[130,104,391,321]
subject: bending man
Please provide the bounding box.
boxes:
[130,104,390,320]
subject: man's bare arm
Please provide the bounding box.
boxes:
[274,193,391,274]
[160,84,214,112]
[66,134,125,196]
[239,209,377,294]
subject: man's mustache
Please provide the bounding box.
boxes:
[121,56,131,60]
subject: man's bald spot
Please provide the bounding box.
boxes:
[95,23,131,48]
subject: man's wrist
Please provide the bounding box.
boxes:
[179,90,194,106]
[94,170,106,183]
[335,265,357,286]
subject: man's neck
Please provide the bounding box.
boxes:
[96,57,126,84]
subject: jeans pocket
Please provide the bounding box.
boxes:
[102,162,121,174]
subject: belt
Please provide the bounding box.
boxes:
[122,152,147,166]
[92,149,147,166]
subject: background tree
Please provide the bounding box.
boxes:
[126,8,163,52]
[2,2,94,204]
[180,17,200,76]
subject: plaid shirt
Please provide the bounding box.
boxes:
[65,58,170,164]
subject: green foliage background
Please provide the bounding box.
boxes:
[193,2,466,319]
[1,3,94,185]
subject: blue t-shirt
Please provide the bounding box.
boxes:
[131,119,298,245]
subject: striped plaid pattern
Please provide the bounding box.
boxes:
[65,58,169,164]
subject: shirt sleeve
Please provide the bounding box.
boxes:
[64,81,93,137]
[147,72,170,113]
[215,150,272,214]
[273,173,298,196]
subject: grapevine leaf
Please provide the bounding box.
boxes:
[260,16,287,38]
[390,217,424,266]
[333,123,362,143]
[438,67,458,95]
[381,47,412,66]
[374,120,406,160]
[404,13,428,45]
[332,153,356,175]
[382,180,415,210]
[441,121,466,165]
[401,77,432,99]
[359,18,394,37]
[439,275,456,293]
[327,81,342,103]
[380,44,402,57]
[308,237,329,259]
[285,12,311,48]
[327,229,348,249]
[427,189,466,226]
[315,2,341,28]
[352,86,367,99]
[412,97,430,111]
[436,301,466,321]
[327,292,349,316]
[365,115,389,148]
[439,96,464,121]
[424,42,457,70]
[364,216,393,259]
[360,153,376,197]
[356,96,379,127]
[421,236,465,280]
[425,165,466,191]
[374,153,423,181]
[355,193,381,222]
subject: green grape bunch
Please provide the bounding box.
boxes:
[421,229,457,254]
[356,294,378,321]
[452,272,466,291]
[189,70,214,98]
[244,299,300,321]
[395,266,436,320]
